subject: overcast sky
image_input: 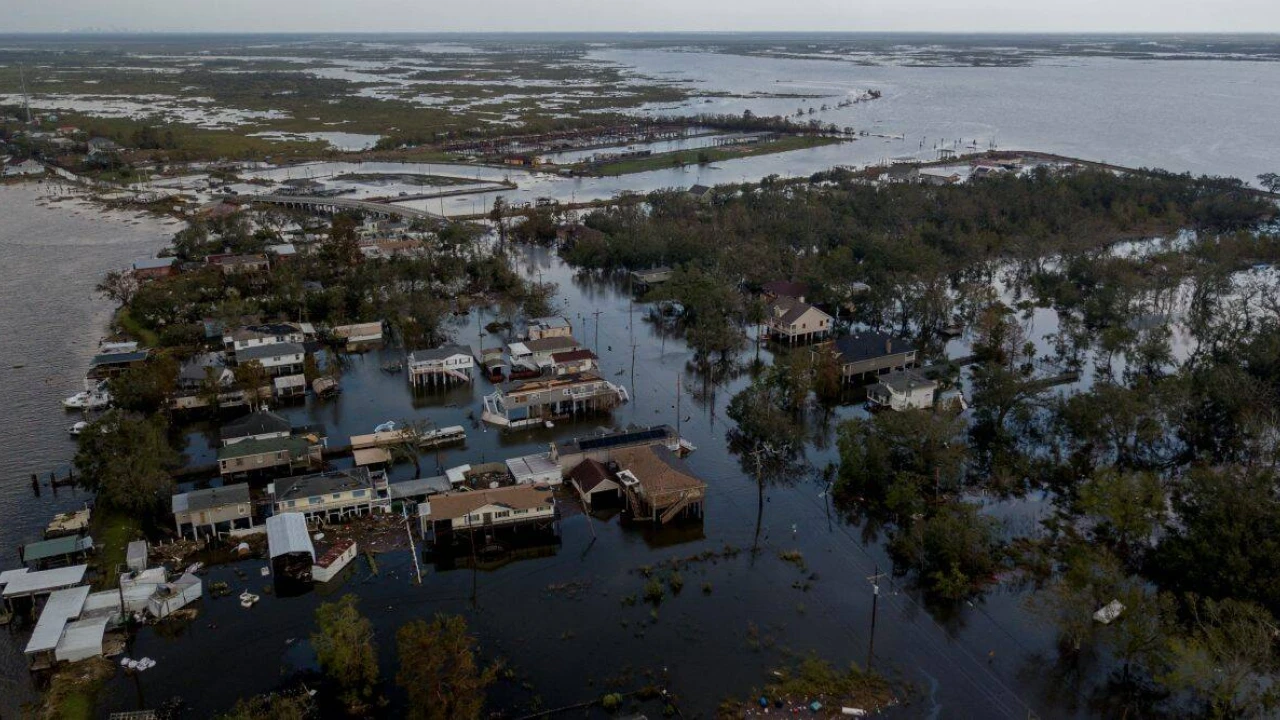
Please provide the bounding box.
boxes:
[4,0,1277,34]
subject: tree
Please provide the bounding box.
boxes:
[726,372,806,451]
[311,594,379,710]
[96,269,140,306]
[1076,468,1165,559]
[320,213,363,273]
[396,614,499,720]
[1258,172,1280,194]
[1159,596,1280,718]
[73,412,178,516]
[835,409,967,514]
[234,360,270,411]
[109,355,179,414]
[889,502,999,600]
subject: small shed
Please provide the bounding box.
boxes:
[353,447,393,468]
[568,459,622,509]
[147,573,202,618]
[125,541,148,573]
[273,374,307,399]
[312,539,358,583]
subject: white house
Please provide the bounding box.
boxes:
[223,323,308,354]
[270,467,391,523]
[866,370,938,411]
[407,344,474,388]
[235,342,306,376]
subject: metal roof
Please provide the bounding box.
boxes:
[237,341,305,362]
[24,585,90,654]
[55,615,109,663]
[21,535,94,565]
[409,344,472,363]
[172,484,251,514]
[89,351,149,367]
[273,467,372,502]
[266,513,315,561]
[389,476,451,499]
[506,453,561,481]
[221,410,292,441]
[2,565,88,599]
[573,426,671,453]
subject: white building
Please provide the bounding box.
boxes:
[866,370,938,411]
[407,345,474,388]
[236,342,306,376]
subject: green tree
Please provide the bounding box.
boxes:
[109,355,180,414]
[311,594,379,710]
[73,412,178,515]
[1076,468,1166,558]
[1159,596,1280,718]
[234,360,270,411]
[217,691,314,720]
[396,614,499,720]
[889,502,999,600]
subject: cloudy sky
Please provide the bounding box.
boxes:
[3,0,1277,33]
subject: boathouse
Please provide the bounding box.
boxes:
[18,535,94,570]
[407,344,475,388]
[613,445,707,524]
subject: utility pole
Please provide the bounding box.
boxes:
[867,565,886,672]
[592,309,603,356]
[20,65,32,125]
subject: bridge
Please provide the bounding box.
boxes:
[240,194,448,222]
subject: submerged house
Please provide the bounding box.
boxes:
[764,295,833,346]
[270,467,390,523]
[417,485,557,543]
[171,484,256,540]
[825,332,918,384]
[481,372,628,427]
[567,459,623,510]
[407,345,475,388]
[866,370,938,411]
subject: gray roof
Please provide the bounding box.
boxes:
[274,467,372,503]
[236,342,305,362]
[389,475,451,499]
[266,513,314,560]
[132,256,175,271]
[172,484,251,514]
[221,410,292,441]
[833,332,916,364]
[179,353,228,383]
[409,344,471,363]
[21,535,94,564]
[217,435,311,461]
[875,369,938,392]
[529,316,571,330]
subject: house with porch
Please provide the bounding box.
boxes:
[549,349,597,376]
[826,332,918,384]
[235,342,305,376]
[417,485,557,543]
[613,445,707,524]
[407,344,474,388]
[481,372,628,427]
[172,484,256,540]
[217,436,320,478]
[270,467,390,523]
[764,296,833,345]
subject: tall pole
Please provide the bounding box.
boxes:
[592,310,603,357]
[405,515,422,585]
[867,565,886,671]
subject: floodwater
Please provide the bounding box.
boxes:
[0,182,177,712]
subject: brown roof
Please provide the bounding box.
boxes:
[315,538,355,569]
[505,371,604,394]
[568,459,615,494]
[427,485,554,521]
[551,349,596,364]
[770,295,827,327]
[612,446,707,495]
[762,280,807,300]
[524,336,582,353]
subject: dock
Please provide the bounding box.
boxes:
[349,425,466,450]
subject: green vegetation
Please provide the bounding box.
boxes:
[311,594,380,712]
[716,656,893,719]
[216,691,315,719]
[586,135,842,176]
[74,413,178,518]
[396,614,499,720]
[38,657,115,720]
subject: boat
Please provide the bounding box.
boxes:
[381,361,403,373]
[239,591,260,608]
[62,388,111,411]
[373,420,396,433]
[69,421,89,436]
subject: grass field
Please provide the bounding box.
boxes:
[588,135,844,176]
[89,511,144,590]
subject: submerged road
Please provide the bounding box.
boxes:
[243,194,449,222]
